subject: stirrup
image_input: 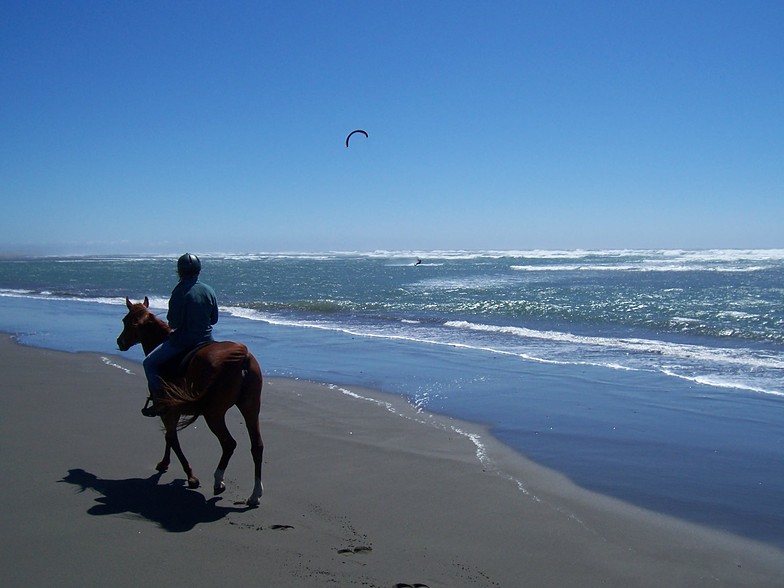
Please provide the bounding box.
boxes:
[141,397,162,417]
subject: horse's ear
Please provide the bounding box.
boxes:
[143,296,149,308]
[126,297,133,310]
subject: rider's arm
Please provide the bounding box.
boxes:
[210,291,219,326]
[166,284,185,330]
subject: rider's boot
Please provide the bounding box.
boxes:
[141,386,165,417]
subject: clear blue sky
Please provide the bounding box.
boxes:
[2,1,782,254]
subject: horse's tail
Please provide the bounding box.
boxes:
[239,349,263,404]
[159,342,251,431]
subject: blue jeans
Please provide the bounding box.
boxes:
[143,339,183,392]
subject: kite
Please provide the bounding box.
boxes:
[345,129,368,147]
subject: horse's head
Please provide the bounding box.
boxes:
[117,297,170,354]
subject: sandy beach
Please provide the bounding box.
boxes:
[1,334,782,587]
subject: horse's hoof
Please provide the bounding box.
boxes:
[246,495,260,507]
[155,462,169,473]
[214,481,226,495]
[188,477,200,489]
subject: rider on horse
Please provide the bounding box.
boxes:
[141,253,219,417]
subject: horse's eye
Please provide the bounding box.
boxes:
[123,316,140,328]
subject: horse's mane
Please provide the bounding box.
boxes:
[131,305,171,353]
[140,307,171,334]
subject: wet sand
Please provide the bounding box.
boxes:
[1,334,782,587]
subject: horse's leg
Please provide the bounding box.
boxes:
[156,435,171,473]
[163,413,199,489]
[241,408,264,506]
[203,409,237,496]
[237,368,264,506]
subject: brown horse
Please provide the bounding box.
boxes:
[116,297,263,506]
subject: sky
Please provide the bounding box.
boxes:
[1,1,782,254]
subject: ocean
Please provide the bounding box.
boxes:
[1,249,782,546]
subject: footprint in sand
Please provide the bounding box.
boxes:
[395,584,430,588]
[270,524,295,530]
[337,545,373,555]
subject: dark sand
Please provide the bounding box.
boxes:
[1,335,782,587]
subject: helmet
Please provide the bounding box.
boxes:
[177,253,201,277]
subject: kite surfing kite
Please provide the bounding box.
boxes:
[345,129,368,147]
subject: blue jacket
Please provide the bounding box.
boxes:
[167,277,218,348]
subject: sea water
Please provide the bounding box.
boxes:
[1,249,782,545]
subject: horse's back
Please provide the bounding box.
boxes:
[198,340,248,362]
[188,341,250,376]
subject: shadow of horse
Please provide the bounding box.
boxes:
[60,468,253,533]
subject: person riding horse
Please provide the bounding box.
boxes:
[141,253,218,416]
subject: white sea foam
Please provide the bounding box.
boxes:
[35,248,784,264]
[330,384,399,415]
[222,305,270,322]
[53,255,173,262]
[510,263,770,273]
[245,248,784,262]
[0,289,169,314]
[411,275,519,291]
[330,382,540,500]
[717,311,756,320]
[143,296,169,311]
[100,356,134,375]
[660,369,784,397]
[443,320,784,371]
[328,384,492,466]
[220,301,784,396]
[0,290,128,306]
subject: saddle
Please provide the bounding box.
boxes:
[159,341,215,381]
[142,342,218,417]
